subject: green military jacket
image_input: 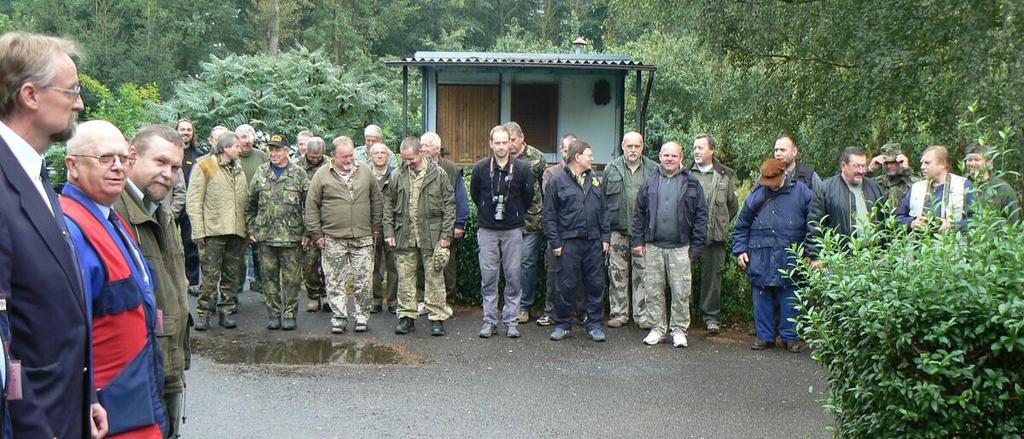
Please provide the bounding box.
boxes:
[516,144,547,234]
[114,185,190,393]
[383,160,455,250]
[186,155,248,239]
[246,161,309,245]
[297,154,327,177]
[603,155,658,233]
[875,167,919,207]
[690,158,739,242]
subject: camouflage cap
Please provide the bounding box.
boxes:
[432,246,450,272]
[881,143,902,162]
[267,133,290,149]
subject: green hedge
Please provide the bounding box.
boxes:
[796,207,1024,437]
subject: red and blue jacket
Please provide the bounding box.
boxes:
[61,184,167,439]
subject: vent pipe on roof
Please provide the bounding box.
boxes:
[573,37,589,55]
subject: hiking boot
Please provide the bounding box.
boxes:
[430,320,445,336]
[672,332,688,348]
[535,315,553,326]
[371,304,382,314]
[549,327,570,341]
[588,328,606,342]
[517,309,529,324]
[606,316,628,328]
[281,317,297,331]
[266,317,281,330]
[751,339,773,350]
[306,298,321,313]
[705,320,720,336]
[395,317,415,335]
[506,325,520,338]
[785,340,803,353]
[194,315,210,331]
[354,320,368,333]
[218,312,236,329]
[643,329,666,346]
[478,322,497,338]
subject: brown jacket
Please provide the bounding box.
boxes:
[304,162,383,240]
[115,185,191,394]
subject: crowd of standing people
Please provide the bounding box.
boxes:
[0,30,1020,438]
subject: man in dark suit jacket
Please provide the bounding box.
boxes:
[0,31,107,439]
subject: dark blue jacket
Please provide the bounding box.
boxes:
[732,178,813,287]
[470,156,535,230]
[0,137,93,439]
[631,167,708,257]
[542,166,610,249]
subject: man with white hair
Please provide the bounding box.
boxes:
[419,132,470,302]
[355,124,398,168]
[236,123,266,293]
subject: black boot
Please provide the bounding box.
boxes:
[219,312,237,329]
[430,320,445,336]
[266,316,281,330]
[395,317,415,335]
[281,317,297,331]
[194,315,210,331]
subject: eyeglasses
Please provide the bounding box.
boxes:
[45,84,82,98]
[72,153,130,166]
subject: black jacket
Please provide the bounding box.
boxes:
[470,156,535,230]
[631,167,709,257]
[543,166,610,249]
[805,174,884,257]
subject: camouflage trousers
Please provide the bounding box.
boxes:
[323,236,374,325]
[197,235,245,316]
[608,231,650,325]
[372,237,398,307]
[395,246,452,321]
[259,243,303,318]
[303,244,326,300]
[643,245,692,335]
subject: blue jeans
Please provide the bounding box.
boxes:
[478,228,523,326]
[519,233,543,310]
[752,285,799,343]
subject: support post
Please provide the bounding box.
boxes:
[401,66,409,139]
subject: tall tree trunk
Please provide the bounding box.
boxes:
[268,0,280,55]
[332,3,340,64]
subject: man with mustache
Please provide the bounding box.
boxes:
[298,136,329,312]
[175,118,204,295]
[805,147,884,265]
[0,31,105,438]
[62,120,168,438]
[305,136,383,334]
[114,124,191,437]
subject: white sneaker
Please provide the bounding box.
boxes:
[643,329,666,346]
[672,332,688,348]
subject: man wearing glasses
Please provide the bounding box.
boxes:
[0,32,108,438]
[805,147,884,266]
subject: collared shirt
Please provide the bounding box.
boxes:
[0,120,53,213]
[126,179,159,216]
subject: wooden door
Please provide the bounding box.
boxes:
[437,84,500,163]
[511,83,558,154]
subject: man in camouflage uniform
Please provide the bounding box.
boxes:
[419,132,469,304]
[869,143,918,208]
[385,138,456,336]
[247,134,309,330]
[964,143,1019,222]
[603,131,658,329]
[305,136,383,334]
[505,121,547,323]
[368,142,399,313]
[689,133,738,335]
[298,136,328,311]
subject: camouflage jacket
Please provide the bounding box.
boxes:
[875,168,919,207]
[515,144,547,234]
[297,154,327,178]
[246,162,309,245]
[383,160,455,250]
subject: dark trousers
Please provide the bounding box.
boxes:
[695,241,726,324]
[178,212,200,286]
[554,238,605,331]
[752,285,799,343]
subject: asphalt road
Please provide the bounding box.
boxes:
[181,291,832,438]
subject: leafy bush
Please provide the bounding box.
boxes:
[80,73,161,138]
[154,46,401,144]
[796,196,1024,436]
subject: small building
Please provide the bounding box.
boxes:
[386,48,655,165]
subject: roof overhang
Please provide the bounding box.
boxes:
[386,51,656,72]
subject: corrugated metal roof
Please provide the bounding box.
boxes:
[386,51,655,71]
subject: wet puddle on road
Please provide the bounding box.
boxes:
[192,336,420,366]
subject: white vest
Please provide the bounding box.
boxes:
[908,173,967,222]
